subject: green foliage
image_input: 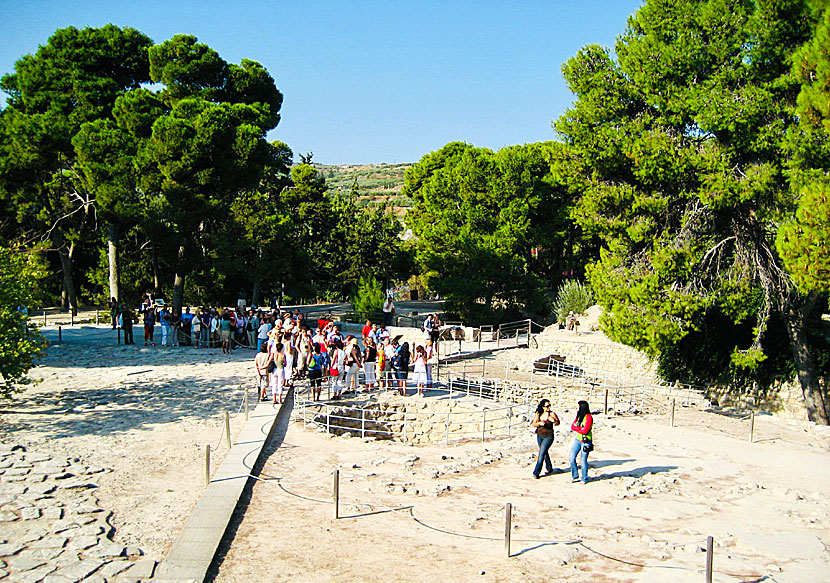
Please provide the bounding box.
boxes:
[0,248,47,397]
[352,274,384,313]
[405,141,573,324]
[552,280,593,324]
[557,0,829,410]
[777,180,830,294]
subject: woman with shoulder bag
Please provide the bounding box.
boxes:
[255,344,273,401]
[569,400,594,484]
[330,339,346,400]
[531,399,560,479]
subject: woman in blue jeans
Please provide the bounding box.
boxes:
[531,399,560,479]
[569,400,593,484]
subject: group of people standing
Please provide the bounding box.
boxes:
[531,399,594,484]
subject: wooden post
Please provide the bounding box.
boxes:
[333,469,340,519]
[670,399,675,427]
[244,389,249,422]
[604,389,609,415]
[482,410,487,442]
[361,409,366,439]
[705,536,714,583]
[205,445,210,486]
[225,411,231,449]
[749,411,755,443]
[58,326,62,343]
[43,309,47,326]
[504,503,512,557]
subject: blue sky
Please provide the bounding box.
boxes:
[0,1,643,165]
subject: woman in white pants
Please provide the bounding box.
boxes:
[282,334,294,387]
[330,339,346,399]
[270,342,286,404]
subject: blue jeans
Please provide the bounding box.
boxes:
[533,433,554,477]
[569,437,590,483]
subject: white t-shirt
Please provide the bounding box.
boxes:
[257,322,273,340]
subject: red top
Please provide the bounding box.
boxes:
[361,324,372,338]
[571,413,593,435]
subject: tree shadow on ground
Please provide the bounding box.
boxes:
[592,465,678,481]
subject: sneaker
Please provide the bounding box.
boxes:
[533,474,540,480]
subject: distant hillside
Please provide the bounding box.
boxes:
[315,162,414,215]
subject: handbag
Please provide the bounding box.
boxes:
[329,367,339,376]
[581,440,594,453]
[267,361,276,373]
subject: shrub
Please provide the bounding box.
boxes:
[552,280,593,323]
[352,274,384,313]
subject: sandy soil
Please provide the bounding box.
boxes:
[2,322,830,583]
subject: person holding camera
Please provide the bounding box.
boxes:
[569,400,594,484]
[531,399,560,479]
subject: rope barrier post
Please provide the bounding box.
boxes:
[205,445,210,487]
[482,410,487,442]
[705,535,714,583]
[749,410,755,443]
[333,469,340,519]
[361,409,366,439]
[504,502,512,557]
[244,388,249,422]
[71,311,74,326]
[58,326,62,343]
[117,328,121,345]
[44,309,47,326]
[225,411,231,449]
[604,389,609,415]
[669,399,676,427]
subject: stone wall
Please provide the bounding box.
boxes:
[706,379,817,421]
[534,333,659,383]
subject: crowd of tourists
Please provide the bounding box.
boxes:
[253,314,440,404]
[110,294,442,404]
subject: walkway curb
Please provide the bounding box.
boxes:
[153,399,285,583]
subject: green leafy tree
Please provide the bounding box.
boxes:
[352,274,384,313]
[0,247,47,397]
[557,0,829,422]
[405,142,568,324]
[0,25,153,313]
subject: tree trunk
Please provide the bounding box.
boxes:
[787,291,829,425]
[151,243,160,293]
[107,222,120,302]
[252,278,261,307]
[172,244,186,313]
[58,246,78,316]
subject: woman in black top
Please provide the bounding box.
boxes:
[531,399,560,479]
[395,342,410,395]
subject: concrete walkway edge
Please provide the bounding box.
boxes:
[153,398,285,583]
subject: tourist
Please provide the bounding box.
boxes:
[307,343,324,401]
[330,339,346,399]
[282,334,295,387]
[361,319,372,342]
[376,338,387,390]
[247,309,259,349]
[425,338,436,387]
[121,306,134,345]
[219,310,232,354]
[395,341,410,396]
[257,315,272,352]
[170,309,181,346]
[159,305,170,346]
[344,336,362,394]
[429,313,441,346]
[109,297,119,330]
[363,337,377,389]
[270,342,286,404]
[413,345,428,396]
[200,309,211,347]
[143,307,156,346]
[191,309,202,348]
[181,307,194,345]
[569,400,593,484]
[531,399,560,479]
[254,343,272,400]
[382,296,395,327]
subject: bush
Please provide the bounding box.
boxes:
[352,274,384,313]
[552,280,593,323]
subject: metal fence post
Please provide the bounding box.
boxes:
[504,503,512,557]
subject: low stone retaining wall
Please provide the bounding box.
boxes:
[534,334,659,383]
